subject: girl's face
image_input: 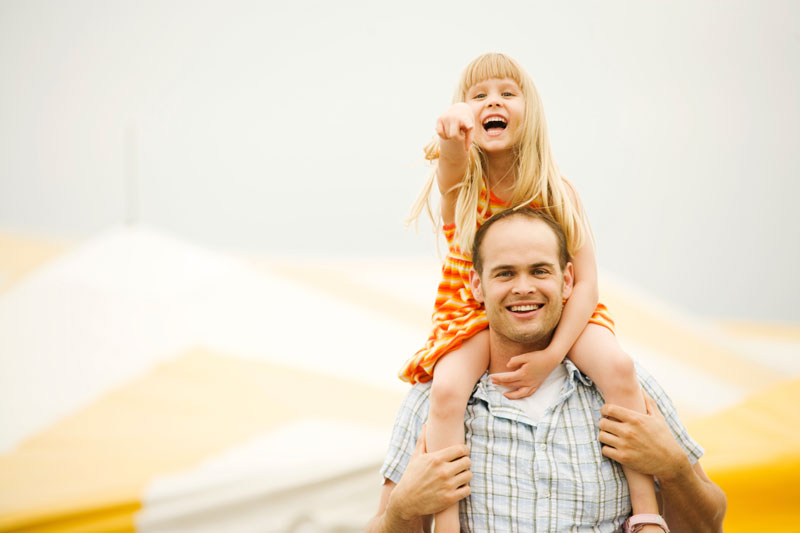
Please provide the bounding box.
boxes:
[465,77,525,155]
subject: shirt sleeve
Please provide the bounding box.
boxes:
[635,362,705,465]
[379,383,431,484]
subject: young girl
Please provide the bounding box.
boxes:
[402,53,668,533]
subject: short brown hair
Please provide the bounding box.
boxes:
[471,207,570,275]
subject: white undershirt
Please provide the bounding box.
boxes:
[490,363,568,424]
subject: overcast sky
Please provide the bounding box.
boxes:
[1,0,798,322]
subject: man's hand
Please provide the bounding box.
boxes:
[599,393,727,532]
[598,392,689,482]
[491,349,562,400]
[384,425,472,523]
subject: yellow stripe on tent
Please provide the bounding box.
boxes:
[0,231,69,295]
[688,377,800,533]
[0,348,402,532]
[601,286,780,391]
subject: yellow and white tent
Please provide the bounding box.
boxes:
[0,228,798,532]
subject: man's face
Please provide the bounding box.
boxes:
[470,216,573,352]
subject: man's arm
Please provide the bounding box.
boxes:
[367,425,472,533]
[599,394,727,533]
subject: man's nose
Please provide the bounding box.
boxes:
[511,276,537,294]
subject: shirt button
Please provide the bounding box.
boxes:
[539,443,547,451]
[541,488,550,498]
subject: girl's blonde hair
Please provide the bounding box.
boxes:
[409,52,589,257]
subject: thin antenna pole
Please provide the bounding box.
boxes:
[124,125,138,225]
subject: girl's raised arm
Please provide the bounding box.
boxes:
[435,102,473,224]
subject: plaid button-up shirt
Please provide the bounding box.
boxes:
[380,361,704,532]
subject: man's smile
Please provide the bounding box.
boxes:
[506,302,544,316]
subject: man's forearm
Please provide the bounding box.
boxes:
[367,479,435,533]
[366,506,425,533]
[658,459,726,533]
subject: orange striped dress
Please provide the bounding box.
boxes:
[399,184,615,384]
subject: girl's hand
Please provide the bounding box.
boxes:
[490,349,564,399]
[435,102,474,153]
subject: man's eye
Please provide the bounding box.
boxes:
[534,269,548,276]
[496,271,512,278]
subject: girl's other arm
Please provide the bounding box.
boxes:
[435,102,473,224]
[545,225,599,357]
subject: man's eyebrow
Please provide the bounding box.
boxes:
[488,264,515,274]
[489,261,554,273]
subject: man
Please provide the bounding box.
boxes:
[367,208,726,532]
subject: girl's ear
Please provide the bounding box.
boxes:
[469,269,484,302]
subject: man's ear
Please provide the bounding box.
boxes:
[469,268,484,303]
[562,262,574,299]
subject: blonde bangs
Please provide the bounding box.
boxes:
[456,53,526,102]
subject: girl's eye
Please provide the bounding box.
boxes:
[473,93,486,99]
[502,92,514,97]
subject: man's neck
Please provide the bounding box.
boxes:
[486,331,552,375]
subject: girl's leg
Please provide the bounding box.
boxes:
[428,329,490,533]
[569,324,664,532]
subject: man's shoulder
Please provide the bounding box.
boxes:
[632,360,670,403]
[406,380,433,401]
[397,381,433,418]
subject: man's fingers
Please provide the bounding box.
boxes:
[446,454,472,476]
[452,468,472,489]
[643,392,664,420]
[600,402,636,422]
[452,482,471,502]
[600,442,621,462]
[598,427,623,448]
[437,442,470,463]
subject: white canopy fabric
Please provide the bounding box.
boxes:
[0,227,798,532]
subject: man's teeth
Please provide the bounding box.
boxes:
[509,304,542,312]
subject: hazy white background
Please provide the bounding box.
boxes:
[1,0,798,322]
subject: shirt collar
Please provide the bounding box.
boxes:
[470,359,593,426]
